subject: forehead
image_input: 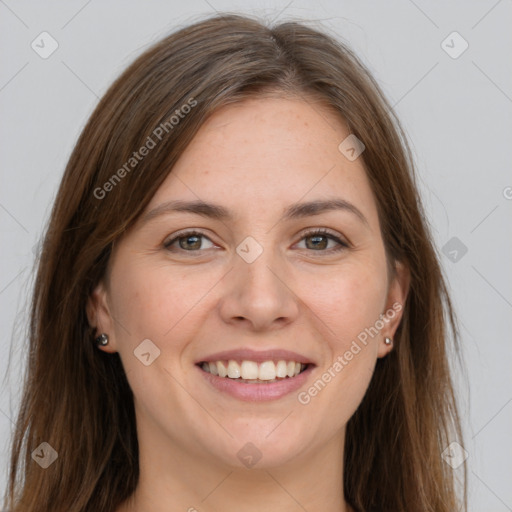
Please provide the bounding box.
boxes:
[148,97,379,226]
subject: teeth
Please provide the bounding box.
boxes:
[200,359,307,380]
[276,360,287,378]
[208,362,218,376]
[217,361,228,378]
[227,360,241,378]
[241,361,259,379]
[258,361,275,380]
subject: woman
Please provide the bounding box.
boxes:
[4,14,466,512]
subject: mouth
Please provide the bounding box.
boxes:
[194,349,315,401]
[197,359,310,384]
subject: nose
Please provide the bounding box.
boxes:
[218,251,300,332]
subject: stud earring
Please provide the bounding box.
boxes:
[95,333,109,346]
[384,337,393,346]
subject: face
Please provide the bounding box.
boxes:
[89,96,408,471]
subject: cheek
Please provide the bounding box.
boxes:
[111,261,185,328]
[299,257,388,345]
[110,270,177,339]
[108,259,226,357]
[299,269,382,428]
[303,259,387,420]
[297,327,377,437]
[107,263,206,412]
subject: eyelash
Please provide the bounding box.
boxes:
[163,228,349,254]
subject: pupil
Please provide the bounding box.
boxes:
[180,235,201,250]
[311,235,325,248]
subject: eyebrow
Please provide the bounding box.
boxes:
[140,198,369,227]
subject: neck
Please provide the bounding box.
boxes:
[117,422,352,512]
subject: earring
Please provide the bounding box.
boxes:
[384,337,393,346]
[95,333,109,346]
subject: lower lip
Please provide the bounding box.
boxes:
[196,365,314,402]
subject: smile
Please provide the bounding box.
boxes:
[195,349,315,401]
[199,359,308,383]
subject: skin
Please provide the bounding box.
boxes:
[88,96,409,512]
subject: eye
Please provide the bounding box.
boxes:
[164,230,215,251]
[296,229,349,253]
[163,228,348,254]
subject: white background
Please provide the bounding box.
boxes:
[1,1,511,509]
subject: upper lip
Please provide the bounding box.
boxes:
[196,348,315,365]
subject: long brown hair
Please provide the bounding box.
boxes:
[4,14,466,512]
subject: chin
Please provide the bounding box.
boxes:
[206,420,313,470]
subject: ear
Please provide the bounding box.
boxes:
[377,261,410,358]
[86,281,117,353]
